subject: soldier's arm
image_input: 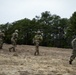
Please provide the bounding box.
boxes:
[40,35,43,41]
[33,36,35,43]
[15,33,18,38]
[33,38,34,43]
[41,36,43,40]
[17,33,18,38]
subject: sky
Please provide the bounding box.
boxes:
[0,0,76,24]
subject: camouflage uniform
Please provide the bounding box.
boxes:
[33,31,43,55]
[9,30,18,52]
[0,30,5,49]
[69,38,76,64]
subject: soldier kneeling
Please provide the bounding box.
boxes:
[9,30,18,52]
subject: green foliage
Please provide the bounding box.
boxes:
[0,11,76,48]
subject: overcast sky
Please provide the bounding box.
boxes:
[0,0,76,24]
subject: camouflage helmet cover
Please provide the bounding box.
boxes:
[36,30,41,34]
[15,29,18,32]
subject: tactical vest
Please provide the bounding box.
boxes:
[12,33,18,39]
[34,35,43,42]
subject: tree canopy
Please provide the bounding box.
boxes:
[0,11,76,48]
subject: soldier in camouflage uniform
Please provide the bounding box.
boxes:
[33,30,43,56]
[9,30,18,52]
[69,38,76,64]
[0,30,5,49]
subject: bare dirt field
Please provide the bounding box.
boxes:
[0,44,76,75]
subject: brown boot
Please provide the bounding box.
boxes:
[13,47,16,52]
[9,48,11,52]
[69,60,73,65]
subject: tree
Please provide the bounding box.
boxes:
[0,11,73,48]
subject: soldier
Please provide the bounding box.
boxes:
[69,38,76,64]
[9,30,18,52]
[33,30,43,56]
[0,30,5,49]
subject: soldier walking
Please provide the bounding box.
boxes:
[0,30,5,49]
[9,30,18,52]
[33,30,43,56]
[69,38,76,64]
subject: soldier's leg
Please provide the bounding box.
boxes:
[69,55,75,64]
[69,50,76,64]
[0,40,3,49]
[37,45,39,55]
[34,45,37,55]
[37,42,40,55]
[12,40,16,52]
[9,40,15,52]
[1,40,4,49]
[36,42,39,55]
[0,46,2,49]
[9,39,13,52]
[0,44,2,49]
[0,43,2,49]
[9,46,16,52]
[34,42,38,55]
[13,46,16,52]
[9,47,13,52]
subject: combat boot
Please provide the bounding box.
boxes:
[13,47,16,52]
[0,46,2,49]
[37,51,39,55]
[69,60,72,65]
[34,52,36,56]
[9,48,11,52]
[0,47,2,49]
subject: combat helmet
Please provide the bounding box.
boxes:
[36,30,41,34]
[15,29,18,33]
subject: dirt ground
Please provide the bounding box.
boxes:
[0,44,76,75]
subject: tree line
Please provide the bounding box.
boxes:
[0,11,76,48]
